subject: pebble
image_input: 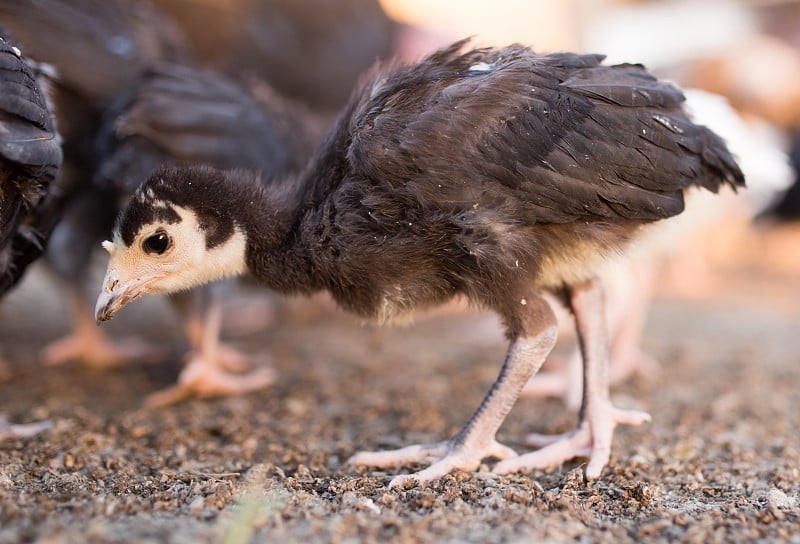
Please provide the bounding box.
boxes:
[766,489,794,510]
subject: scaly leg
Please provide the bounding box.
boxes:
[494,277,650,478]
[42,287,159,368]
[349,295,558,488]
[144,287,276,407]
[521,260,658,408]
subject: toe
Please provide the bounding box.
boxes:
[0,416,53,439]
[348,442,447,468]
[486,440,518,461]
[388,461,459,489]
[494,434,591,475]
[525,430,571,448]
[144,366,276,407]
[144,385,192,408]
[611,407,651,426]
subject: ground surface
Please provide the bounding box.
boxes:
[0,225,798,543]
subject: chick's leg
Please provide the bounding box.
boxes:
[493,277,650,478]
[41,287,158,368]
[349,294,557,488]
[144,286,276,407]
[521,261,658,408]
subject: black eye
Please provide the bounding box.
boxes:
[142,231,171,255]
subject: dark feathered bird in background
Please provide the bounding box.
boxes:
[94,41,744,485]
[0,29,61,437]
[97,63,324,196]
[0,0,190,368]
[0,32,62,294]
[151,0,398,112]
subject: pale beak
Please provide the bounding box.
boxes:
[95,269,161,323]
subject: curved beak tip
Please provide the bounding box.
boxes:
[94,293,117,324]
[94,272,158,324]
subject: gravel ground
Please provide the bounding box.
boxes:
[0,226,798,543]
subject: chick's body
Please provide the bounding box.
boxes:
[247,44,740,329]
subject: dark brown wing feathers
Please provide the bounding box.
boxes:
[347,43,744,225]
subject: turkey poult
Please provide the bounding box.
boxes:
[95,41,744,486]
[0,31,61,438]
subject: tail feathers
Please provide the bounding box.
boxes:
[699,128,747,193]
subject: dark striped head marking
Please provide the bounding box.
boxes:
[96,165,248,323]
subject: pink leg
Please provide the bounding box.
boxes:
[494,278,650,479]
[41,287,161,368]
[521,260,659,408]
[350,295,558,488]
[144,288,276,407]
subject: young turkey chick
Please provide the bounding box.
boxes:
[95,41,744,486]
[0,30,61,437]
[96,62,324,405]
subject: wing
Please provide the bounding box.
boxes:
[348,43,744,225]
[0,35,61,172]
[96,63,323,193]
[0,33,62,295]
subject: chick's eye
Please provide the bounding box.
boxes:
[142,231,170,255]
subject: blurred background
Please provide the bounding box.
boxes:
[0,0,798,407]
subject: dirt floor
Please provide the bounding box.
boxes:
[0,224,798,543]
